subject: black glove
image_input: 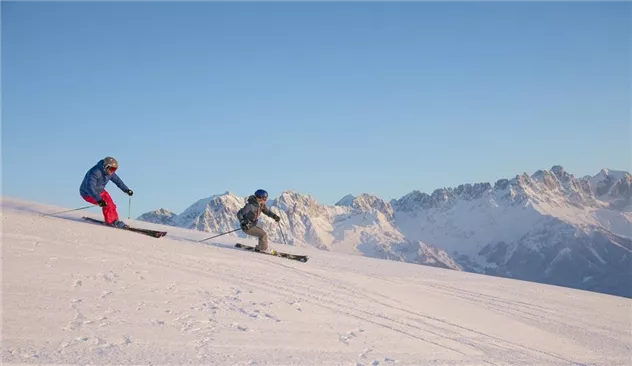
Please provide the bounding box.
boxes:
[97,199,107,207]
[272,214,280,222]
[126,189,134,196]
[240,221,251,231]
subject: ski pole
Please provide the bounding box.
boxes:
[199,228,241,243]
[41,205,94,217]
[128,196,131,219]
[278,221,288,245]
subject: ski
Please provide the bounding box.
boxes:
[235,243,309,263]
[82,217,167,238]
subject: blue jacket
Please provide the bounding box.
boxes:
[80,159,130,202]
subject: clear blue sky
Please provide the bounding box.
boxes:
[2,1,630,216]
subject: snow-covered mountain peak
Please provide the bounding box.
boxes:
[390,190,431,212]
[531,169,547,180]
[430,188,454,205]
[136,208,178,225]
[530,168,561,190]
[180,192,242,214]
[511,172,535,189]
[140,208,175,217]
[494,178,510,190]
[588,168,631,199]
[498,166,596,209]
[365,165,628,216]
[336,193,394,220]
[392,188,457,212]
[206,192,245,209]
[550,164,566,178]
[595,168,628,181]
[335,194,355,207]
[453,182,492,200]
[270,190,326,216]
[173,192,244,232]
[551,166,584,193]
[393,184,493,213]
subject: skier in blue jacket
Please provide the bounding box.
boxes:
[80,157,133,228]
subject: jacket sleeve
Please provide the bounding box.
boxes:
[237,204,255,222]
[110,173,130,192]
[87,171,102,202]
[262,204,275,218]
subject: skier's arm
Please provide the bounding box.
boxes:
[110,173,130,192]
[262,205,280,221]
[262,204,274,217]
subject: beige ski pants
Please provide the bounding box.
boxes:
[244,226,268,251]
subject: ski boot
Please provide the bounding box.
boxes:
[254,247,277,255]
[110,220,129,229]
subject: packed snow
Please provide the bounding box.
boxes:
[2,197,631,365]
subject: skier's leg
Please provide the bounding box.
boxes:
[99,190,119,224]
[245,226,268,251]
[82,196,97,205]
[81,196,103,219]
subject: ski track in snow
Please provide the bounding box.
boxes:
[2,197,631,365]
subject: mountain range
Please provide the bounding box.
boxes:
[137,165,632,298]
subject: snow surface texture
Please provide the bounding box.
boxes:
[3,197,631,365]
[138,166,632,299]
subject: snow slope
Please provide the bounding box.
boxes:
[2,197,631,365]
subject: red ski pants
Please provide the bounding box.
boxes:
[82,190,119,224]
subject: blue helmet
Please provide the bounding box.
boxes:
[254,189,268,200]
